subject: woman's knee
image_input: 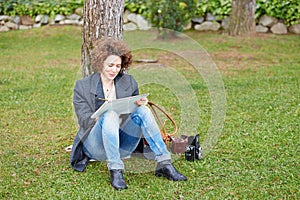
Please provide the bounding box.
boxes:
[130,106,153,125]
[103,110,119,121]
[135,105,151,115]
[98,110,120,128]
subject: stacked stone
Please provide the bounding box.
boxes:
[192,13,300,34]
[123,10,151,31]
[0,9,151,32]
[193,13,225,31]
[0,8,83,32]
[1,9,300,34]
[256,15,300,34]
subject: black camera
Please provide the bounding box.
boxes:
[185,134,202,161]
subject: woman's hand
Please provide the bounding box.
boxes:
[135,97,148,106]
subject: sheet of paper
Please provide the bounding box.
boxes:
[91,93,149,119]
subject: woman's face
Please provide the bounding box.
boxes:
[101,55,122,81]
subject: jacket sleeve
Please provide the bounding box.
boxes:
[73,80,94,129]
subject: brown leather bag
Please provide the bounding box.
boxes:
[148,101,188,154]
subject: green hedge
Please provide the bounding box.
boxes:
[0,0,84,17]
[256,0,300,26]
[145,0,197,32]
[125,0,300,26]
[195,0,232,20]
[1,0,299,26]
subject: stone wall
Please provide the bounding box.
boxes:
[0,8,84,32]
[192,13,300,34]
[1,8,299,34]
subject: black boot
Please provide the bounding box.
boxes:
[109,169,128,190]
[155,161,187,181]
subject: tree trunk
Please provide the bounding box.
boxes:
[81,0,124,77]
[228,0,256,36]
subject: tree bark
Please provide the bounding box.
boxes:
[81,0,124,77]
[228,0,256,36]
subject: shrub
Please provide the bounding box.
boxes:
[0,0,84,17]
[256,0,300,26]
[196,0,231,20]
[1,0,299,27]
[195,0,300,25]
[125,0,148,15]
[144,0,197,34]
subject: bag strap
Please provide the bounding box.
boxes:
[148,101,177,143]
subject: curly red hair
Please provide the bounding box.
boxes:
[91,38,133,74]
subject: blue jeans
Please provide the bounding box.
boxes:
[83,106,171,170]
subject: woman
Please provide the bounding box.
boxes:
[70,38,187,190]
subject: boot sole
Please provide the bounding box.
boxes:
[155,171,187,181]
[155,172,176,181]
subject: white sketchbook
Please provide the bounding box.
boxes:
[91,93,149,119]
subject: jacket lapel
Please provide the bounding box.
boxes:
[90,72,100,95]
[89,73,101,110]
[115,74,131,99]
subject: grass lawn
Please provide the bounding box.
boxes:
[0,26,299,199]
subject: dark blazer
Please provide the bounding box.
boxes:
[70,72,139,172]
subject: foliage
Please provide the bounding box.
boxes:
[0,0,84,17]
[195,0,300,25]
[144,0,197,33]
[124,0,300,26]
[1,0,300,27]
[196,0,231,20]
[256,0,300,25]
[125,0,148,15]
[1,26,299,199]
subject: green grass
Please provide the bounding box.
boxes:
[1,26,299,199]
